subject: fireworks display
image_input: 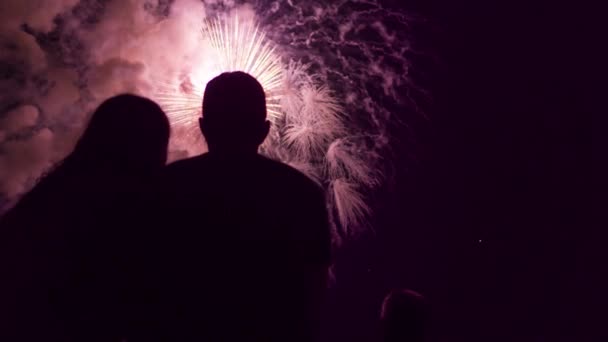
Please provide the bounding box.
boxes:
[0,0,418,242]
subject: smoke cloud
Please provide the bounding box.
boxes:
[0,0,208,209]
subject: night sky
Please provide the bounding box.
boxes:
[323,1,590,341]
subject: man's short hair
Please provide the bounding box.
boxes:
[202,71,267,126]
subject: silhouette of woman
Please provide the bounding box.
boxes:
[0,94,170,342]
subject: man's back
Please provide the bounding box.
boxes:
[152,152,331,341]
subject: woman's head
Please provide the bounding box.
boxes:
[72,94,170,172]
[2,95,169,227]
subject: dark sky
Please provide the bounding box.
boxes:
[322,1,590,341]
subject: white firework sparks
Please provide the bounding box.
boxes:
[155,12,378,241]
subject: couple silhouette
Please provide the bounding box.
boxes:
[0,72,331,342]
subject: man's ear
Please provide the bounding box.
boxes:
[199,117,206,137]
[256,120,271,145]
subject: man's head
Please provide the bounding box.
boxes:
[200,71,270,154]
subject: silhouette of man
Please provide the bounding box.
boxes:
[153,72,331,341]
[380,289,429,342]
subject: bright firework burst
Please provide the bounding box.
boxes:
[155,11,384,242]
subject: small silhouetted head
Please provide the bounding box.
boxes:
[380,289,428,342]
[200,71,270,154]
[73,94,170,171]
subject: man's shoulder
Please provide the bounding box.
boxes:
[164,154,209,175]
[160,155,215,187]
[258,156,321,191]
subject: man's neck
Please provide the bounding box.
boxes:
[206,148,259,159]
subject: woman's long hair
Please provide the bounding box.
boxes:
[1,94,170,226]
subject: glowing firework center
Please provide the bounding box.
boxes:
[162,14,283,128]
[202,15,283,119]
